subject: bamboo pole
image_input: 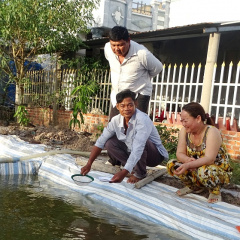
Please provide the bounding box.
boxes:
[0,150,92,163]
[135,168,167,189]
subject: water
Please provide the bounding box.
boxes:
[0,175,190,240]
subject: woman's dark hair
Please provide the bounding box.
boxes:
[116,89,136,103]
[109,26,129,41]
[182,102,215,126]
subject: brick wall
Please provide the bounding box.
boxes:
[27,107,109,135]
[221,130,240,162]
[27,108,240,162]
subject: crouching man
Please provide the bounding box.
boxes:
[81,89,168,183]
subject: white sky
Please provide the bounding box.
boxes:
[169,0,240,27]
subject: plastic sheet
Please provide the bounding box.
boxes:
[1,135,240,240]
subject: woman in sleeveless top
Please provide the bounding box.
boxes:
[167,102,232,203]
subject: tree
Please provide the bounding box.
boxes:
[0,0,99,107]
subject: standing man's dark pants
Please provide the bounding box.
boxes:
[105,135,164,179]
[109,94,150,120]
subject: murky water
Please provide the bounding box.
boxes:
[0,175,190,240]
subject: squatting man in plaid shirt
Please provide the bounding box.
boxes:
[81,89,168,183]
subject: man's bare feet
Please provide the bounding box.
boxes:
[127,175,143,184]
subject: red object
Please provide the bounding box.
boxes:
[236,226,240,232]
[217,117,239,132]
[155,109,165,122]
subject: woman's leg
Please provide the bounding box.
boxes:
[197,165,231,195]
[167,159,202,189]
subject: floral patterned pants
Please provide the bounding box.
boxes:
[167,159,232,195]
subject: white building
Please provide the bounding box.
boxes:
[90,0,170,38]
[89,0,240,38]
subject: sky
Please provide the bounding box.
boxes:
[169,0,240,27]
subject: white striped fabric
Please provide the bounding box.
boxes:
[1,135,240,240]
[0,161,42,175]
[39,157,240,240]
[0,135,44,175]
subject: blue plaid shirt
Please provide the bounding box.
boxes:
[95,109,169,174]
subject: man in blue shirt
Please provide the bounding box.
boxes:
[81,89,168,183]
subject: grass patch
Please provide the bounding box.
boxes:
[230,160,240,185]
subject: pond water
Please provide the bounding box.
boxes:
[0,175,190,240]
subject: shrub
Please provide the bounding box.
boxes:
[14,105,30,126]
[155,124,179,163]
[230,160,240,185]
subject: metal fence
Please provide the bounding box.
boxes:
[150,61,240,131]
[210,62,240,131]
[24,68,112,115]
[23,61,240,131]
[150,63,204,122]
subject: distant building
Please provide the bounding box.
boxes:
[89,0,170,39]
[88,0,240,40]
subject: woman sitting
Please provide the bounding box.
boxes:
[167,102,232,203]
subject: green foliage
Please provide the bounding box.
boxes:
[0,0,99,104]
[60,55,109,71]
[230,160,240,185]
[0,0,99,54]
[69,77,99,129]
[155,124,179,163]
[66,55,108,129]
[96,123,104,138]
[14,105,30,126]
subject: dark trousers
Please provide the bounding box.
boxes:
[105,135,164,178]
[109,94,150,120]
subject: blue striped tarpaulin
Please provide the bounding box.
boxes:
[0,135,240,240]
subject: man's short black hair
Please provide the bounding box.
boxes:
[116,89,136,103]
[109,26,129,41]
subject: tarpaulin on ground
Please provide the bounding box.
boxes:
[0,135,239,240]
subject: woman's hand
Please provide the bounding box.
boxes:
[174,162,190,175]
[185,157,198,171]
[185,157,196,163]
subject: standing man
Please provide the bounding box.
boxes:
[81,89,168,183]
[104,26,163,119]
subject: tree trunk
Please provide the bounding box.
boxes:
[15,83,24,110]
[52,54,61,126]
